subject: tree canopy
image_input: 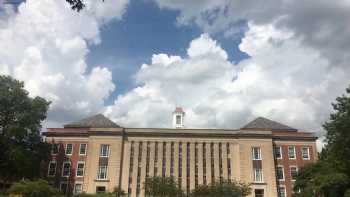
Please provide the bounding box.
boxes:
[0,75,51,188]
[6,179,61,197]
[190,180,251,197]
[144,176,184,197]
[294,85,350,196]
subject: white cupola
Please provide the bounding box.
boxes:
[172,107,185,128]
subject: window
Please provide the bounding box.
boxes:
[276,166,284,180]
[288,146,296,159]
[48,161,56,177]
[255,189,264,197]
[51,144,59,154]
[176,115,181,124]
[100,144,110,157]
[65,144,73,155]
[301,147,310,160]
[60,182,68,194]
[96,186,106,193]
[74,184,82,194]
[76,162,85,177]
[253,168,263,182]
[290,166,298,180]
[278,186,286,197]
[252,147,261,160]
[97,165,108,180]
[79,144,87,155]
[275,146,282,159]
[62,162,71,177]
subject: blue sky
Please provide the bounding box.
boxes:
[86,0,248,103]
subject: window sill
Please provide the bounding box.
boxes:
[94,179,110,182]
[252,182,267,185]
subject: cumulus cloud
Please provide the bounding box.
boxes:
[105,28,349,132]
[0,0,129,125]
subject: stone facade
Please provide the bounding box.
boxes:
[43,116,317,197]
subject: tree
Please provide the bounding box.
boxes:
[65,0,104,12]
[144,176,184,197]
[113,187,126,197]
[6,179,61,197]
[0,75,51,189]
[294,85,350,196]
[190,180,251,197]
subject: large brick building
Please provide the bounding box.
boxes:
[43,107,317,197]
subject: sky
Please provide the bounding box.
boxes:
[0,0,350,146]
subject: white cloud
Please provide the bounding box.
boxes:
[105,26,349,133]
[0,0,129,124]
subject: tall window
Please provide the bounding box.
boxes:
[76,162,85,177]
[202,142,207,185]
[170,142,174,177]
[186,142,190,194]
[276,166,284,180]
[178,142,182,188]
[60,182,68,194]
[290,166,298,180]
[128,141,134,196]
[62,162,71,177]
[227,143,231,180]
[51,144,59,154]
[252,147,261,160]
[288,146,296,159]
[100,144,110,157]
[48,161,56,177]
[79,144,87,155]
[97,165,108,180]
[162,142,166,177]
[274,146,282,159]
[154,142,158,176]
[74,183,82,194]
[65,144,73,155]
[146,142,150,177]
[195,143,198,188]
[219,143,223,182]
[301,147,310,160]
[136,142,143,196]
[210,143,214,183]
[253,168,263,182]
[278,186,286,197]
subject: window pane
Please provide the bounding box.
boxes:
[302,147,310,160]
[276,167,284,180]
[278,187,286,197]
[255,189,264,197]
[176,115,181,124]
[48,162,56,176]
[252,147,261,160]
[291,167,298,180]
[254,168,263,182]
[66,144,73,155]
[100,145,109,157]
[97,166,107,179]
[275,146,282,159]
[79,144,87,155]
[96,186,106,193]
[77,163,85,176]
[62,163,71,177]
[60,183,68,194]
[74,184,82,194]
[288,146,295,159]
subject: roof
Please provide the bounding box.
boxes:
[241,117,297,131]
[173,107,185,113]
[64,114,120,128]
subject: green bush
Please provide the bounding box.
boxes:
[6,179,61,197]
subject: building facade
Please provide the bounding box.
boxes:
[43,109,317,197]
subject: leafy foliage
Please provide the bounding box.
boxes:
[0,75,51,187]
[6,179,61,197]
[144,176,184,197]
[294,86,350,196]
[190,180,251,197]
[65,0,104,12]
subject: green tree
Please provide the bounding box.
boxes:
[6,179,61,197]
[0,76,51,189]
[294,85,350,196]
[144,176,184,197]
[191,180,251,197]
[65,0,104,12]
[113,187,126,197]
